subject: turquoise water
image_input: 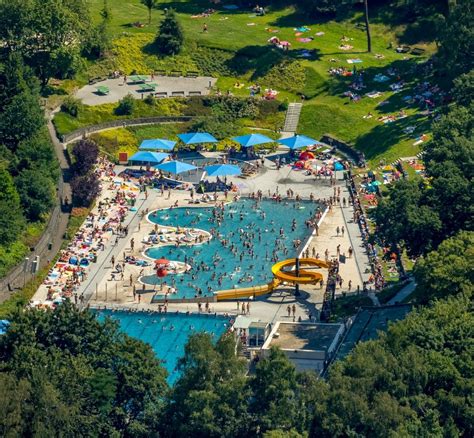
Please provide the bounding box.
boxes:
[94,309,229,384]
[144,198,318,299]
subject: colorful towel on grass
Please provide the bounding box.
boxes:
[315,31,325,36]
[347,58,363,64]
[297,37,313,43]
[295,26,311,32]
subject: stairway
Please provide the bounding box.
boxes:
[283,102,303,133]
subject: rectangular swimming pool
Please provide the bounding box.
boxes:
[94,309,230,384]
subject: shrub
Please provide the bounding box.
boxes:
[115,94,135,115]
[61,96,81,117]
[144,94,156,106]
[259,59,306,94]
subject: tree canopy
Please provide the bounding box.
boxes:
[155,8,184,56]
[0,303,168,436]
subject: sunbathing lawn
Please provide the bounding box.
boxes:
[69,1,438,166]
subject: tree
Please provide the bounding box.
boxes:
[115,94,135,116]
[71,173,100,207]
[0,91,44,150]
[141,0,157,25]
[311,296,473,437]
[15,169,55,221]
[250,348,314,434]
[452,71,474,107]
[0,166,25,245]
[413,231,474,303]
[374,179,442,256]
[0,0,90,86]
[437,0,474,80]
[14,131,59,179]
[155,9,184,56]
[162,332,251,437]
[0,303,168,436]
[364,0,372,53]
[72,139,99,176]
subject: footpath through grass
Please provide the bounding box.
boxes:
[62,1,439,166]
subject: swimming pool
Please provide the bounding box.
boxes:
[143,198,318,299]
[94,309,230,384]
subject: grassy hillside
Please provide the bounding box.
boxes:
[68,1,438,165]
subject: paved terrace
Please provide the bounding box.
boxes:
[72,156,372,324]
[76,75,217,105]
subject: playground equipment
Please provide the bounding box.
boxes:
[215,258,329,301]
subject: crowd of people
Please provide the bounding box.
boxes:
[35,158,139,307]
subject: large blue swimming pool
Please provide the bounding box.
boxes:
[144,198,318,299]
[94,309,229,384]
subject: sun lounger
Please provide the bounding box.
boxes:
[96,86,110,95]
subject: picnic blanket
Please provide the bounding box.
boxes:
[347,58,363,64]
[297,37,313,43]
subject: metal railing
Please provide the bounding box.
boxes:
[60,116,194,144]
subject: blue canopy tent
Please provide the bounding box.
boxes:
[277,135,319,150]
[155,160,197,174]
[178,132,218,144]
[232,133,273,148]
[129,151,169,164]
[334,162,344,171]
[205,164,242,177]
[139,139,176,151]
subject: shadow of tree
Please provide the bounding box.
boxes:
[354,112,431,161]
[226,44,321,79]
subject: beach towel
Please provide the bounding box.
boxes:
[295,26,310,32]
[295,32,303,36]
[315,32,325,36]
[347,58,363,64]
[247,22,256,26]
[297,37,313,43]
[373,73,389,82]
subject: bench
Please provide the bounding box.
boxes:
[170,70,182,77]
[155,92,168,98]
[186,71,199,78]
[89,76,106,85]
[154,69,166,76]
[411,47,426,56]
[188,91,202,96]
[171,91,185,97]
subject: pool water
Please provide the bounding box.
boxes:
[144,198,318,299]
[94,309,229,384]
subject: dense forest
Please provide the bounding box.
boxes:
[0,0,472,436]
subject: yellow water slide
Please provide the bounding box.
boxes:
[215,258,328,301]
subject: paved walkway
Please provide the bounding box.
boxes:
[387,279,416,305]
[84,160,371,323]
[76,75,217,105]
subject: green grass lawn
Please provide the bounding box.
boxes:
[63,1,439,166]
